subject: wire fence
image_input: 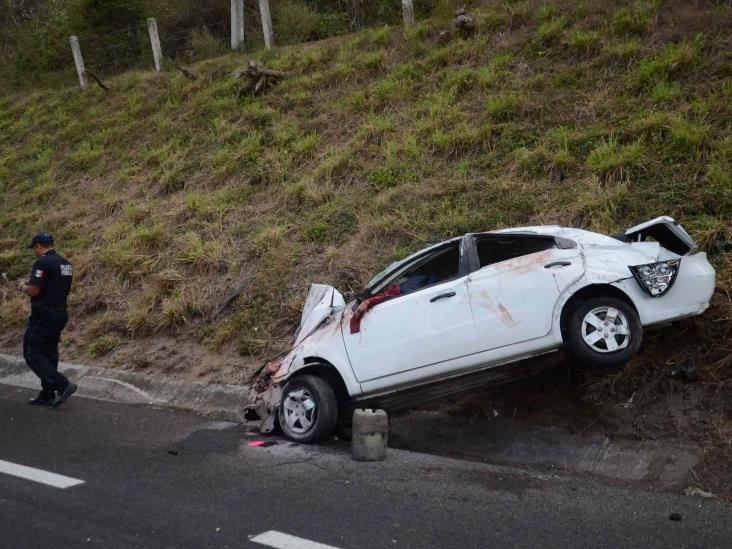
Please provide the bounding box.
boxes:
[0,0,444,93]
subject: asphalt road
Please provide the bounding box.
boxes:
[1,384,730,549]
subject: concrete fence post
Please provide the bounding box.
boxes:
[230,0,245,50]
[69,36,88,89]
[259,0,274,49]
[147,18,163,72]
[402,0,416,27]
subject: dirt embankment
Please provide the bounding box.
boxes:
[0,0,730,496]
[441,311,732,501]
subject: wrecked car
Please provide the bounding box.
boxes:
[246,216,715,443]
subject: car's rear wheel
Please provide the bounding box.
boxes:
[565,297,642,369]
[278,375,338,443]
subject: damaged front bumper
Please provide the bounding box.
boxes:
[244,355,289,433]
[244,284,347,433]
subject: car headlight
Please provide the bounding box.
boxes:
[629,259,680,297]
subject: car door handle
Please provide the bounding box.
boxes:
[430,291,456,303]
[544,261,572,269]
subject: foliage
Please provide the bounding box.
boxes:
[0,1,729,401]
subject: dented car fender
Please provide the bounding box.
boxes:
[246,296,363,434]
[272,307,362,396]
[550,241,666,333]
[584,244,659,282]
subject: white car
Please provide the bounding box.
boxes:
[246,216,715,442]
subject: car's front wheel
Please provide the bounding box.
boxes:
[277,375,338,443]
[565,297,642,369]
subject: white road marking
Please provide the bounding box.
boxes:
[250,530,341,549]
[0,459,85,489]
[84,376,154,401]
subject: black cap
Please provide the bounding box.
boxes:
[28,232,54,249]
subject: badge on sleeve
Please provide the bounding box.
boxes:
[35,269,45,279]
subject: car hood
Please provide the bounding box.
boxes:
[294,284,346,346]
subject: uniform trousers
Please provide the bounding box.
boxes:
[23,309,69,396]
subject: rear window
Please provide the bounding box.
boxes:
[476,236,556,268]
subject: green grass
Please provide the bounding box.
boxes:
[0,0,729,379]
[650,81,683,104]
[611,2,655,36]
[586,138,647,181]
[485,94,526,121]
[535,17,568,46]
[564,30,601,56]
[176,233,226,272]
[87,335,122,357]
[638,38,703,84]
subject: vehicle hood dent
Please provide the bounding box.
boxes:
[295,284,345,347]
[245,284,345,432]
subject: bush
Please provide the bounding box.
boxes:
[68,0,147,73]
[186,28,226,61]
[273,1,323,44]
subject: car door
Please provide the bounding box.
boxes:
[467,234,585,351]
[343,240,479,384]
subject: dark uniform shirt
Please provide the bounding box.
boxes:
[28,250,73,308]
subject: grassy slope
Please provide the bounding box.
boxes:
[1,0,731,497]
[1,1,730,381]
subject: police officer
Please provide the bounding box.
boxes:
[18,233,77,407]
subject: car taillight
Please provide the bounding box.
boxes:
[629,259,680,297]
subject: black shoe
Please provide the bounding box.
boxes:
[29,392,56,406]
[53,382,78,408]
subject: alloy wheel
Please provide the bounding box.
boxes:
[282,388,317,434]
[580,306,631,353]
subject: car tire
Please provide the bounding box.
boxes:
[565,297,642,369]
[277,375,338,443]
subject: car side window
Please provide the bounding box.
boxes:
[476,236,556,268]
[374,242,461,296]
[396,243,460,295]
